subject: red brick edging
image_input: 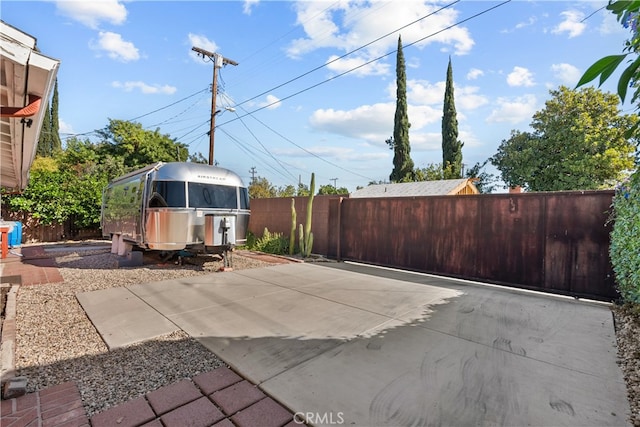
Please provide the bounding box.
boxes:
[1,381,89,427]
[1,367,305,427]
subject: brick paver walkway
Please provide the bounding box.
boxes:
[1,245,63,285]
[2,367,302,427]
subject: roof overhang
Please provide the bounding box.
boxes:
[1,20,59,191]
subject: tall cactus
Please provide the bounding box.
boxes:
[289,198,296,255]
[299,173,315,257]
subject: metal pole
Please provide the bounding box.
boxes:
[209,61,218,165]
[191,47,238,166]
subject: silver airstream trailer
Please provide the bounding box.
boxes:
[101,162,250,258]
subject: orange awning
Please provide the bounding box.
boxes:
[0,94,41,118]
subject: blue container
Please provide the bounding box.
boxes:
[7,221,22,248]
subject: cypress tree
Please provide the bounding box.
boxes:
[442,57,463,178]
[51,79,62,153]
[37,101,52,157]
[389,35,415,183]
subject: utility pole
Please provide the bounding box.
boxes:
[330,178,338,188]
[249,166,257,184]
[192,46,238,166]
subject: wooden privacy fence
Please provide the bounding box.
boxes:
[249,191,617,301]
[0,210,102,243]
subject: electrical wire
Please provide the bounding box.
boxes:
[581,4,608,23]
[231,110,298,182]
[218,127,300,183]
[219,0,511,125]
[232,0,461,110]
[61,87,210,141]
[217,92,378,182]
[248,112,378,182]
[208,2,511,183]
[126,87,209,122]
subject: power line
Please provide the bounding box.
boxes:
[233,0,461,110]
[61,87,211,141]
[581,4,608,23]
[210,2,510,184]
[231,110,298,182]
[127,87,209,122]
[216,92,377,182]
[245,111,377,182]
[218,127,299,183]
[219,0,511,125]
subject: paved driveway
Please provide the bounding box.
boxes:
[78,262,629,426]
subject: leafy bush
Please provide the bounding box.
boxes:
[610,170,640,302]
[249,228,289,255]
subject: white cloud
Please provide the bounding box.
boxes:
[59,119,75,135]
[307,75,487,150]
[487,94,538,124]
[260,94,282,110]
[551,63,581,86]
[402,80,445,105]
[409,131,442,152]
[56,0,127,29]
[552,10,586,38]
[467,68,484,80]
[456,86,489,110]
[112,81,177,95]
[287,1,474,77]
[91,31,139,62]
[243,0,259,15]
[309,103,394,143]
[277,145,388,162]
[507,66,535,87]
[501,16,537,34]
[188,33,219,63]
[308,101,443,150]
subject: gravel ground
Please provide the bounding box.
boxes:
[13,247,278,417]
[612,304,640,426]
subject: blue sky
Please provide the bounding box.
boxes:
[1,0,634,192]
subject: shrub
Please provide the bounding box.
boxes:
[610,170,640,302]
[250,228,289,255]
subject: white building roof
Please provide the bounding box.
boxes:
[1,20,60,191]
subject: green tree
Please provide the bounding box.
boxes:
[249,177,277,198]
[415,163,445,181]
[276,185,297,197]
[389,35,415,183]
[188,151,208,164]
[317,184,349,195]
[442,57,463,179]
[51,79,62,153]
[414,162,460,181]
[37,101,52,157]
[5,158,76,225]
[97,119,189,169]
[491,86,637,191]
[296,183,310,197]
[465,160,498,194]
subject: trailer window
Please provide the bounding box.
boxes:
[188,183,237,209]
[240,187,250,209]
[150,181,186,207]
